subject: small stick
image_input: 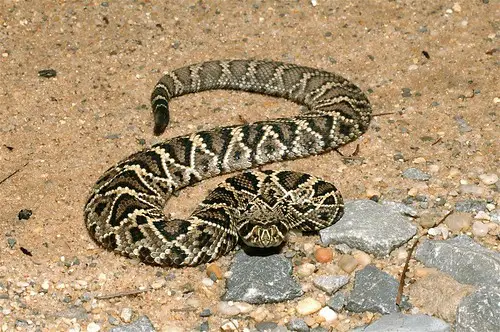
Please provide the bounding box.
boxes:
[96,287,151,300]
[396,210,454,306]
[372,112,396,117]
[431,137,442,146]
[0,162,29,185]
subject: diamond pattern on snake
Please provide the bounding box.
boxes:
[84,60,372,266]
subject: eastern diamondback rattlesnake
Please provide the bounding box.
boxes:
[84,60,372,266]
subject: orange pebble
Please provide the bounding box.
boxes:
[314,247,334,263]
[206,263,223,280]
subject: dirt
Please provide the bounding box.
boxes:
[0,1,498,331]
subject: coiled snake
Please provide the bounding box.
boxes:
[84,60,372,267]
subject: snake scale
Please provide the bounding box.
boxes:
[84,60,372,267]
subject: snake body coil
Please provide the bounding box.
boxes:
[84,60,371,266]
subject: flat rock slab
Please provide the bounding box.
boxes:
[456,286,500,332]
[313,275,349,295]
[415,235,500,287]
[320,200,417,257]
[223,251,303,304]
[110,316,155,332]
[345,265,399,314]
[352,313,450,332]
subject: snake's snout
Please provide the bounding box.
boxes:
[240,224,286,248]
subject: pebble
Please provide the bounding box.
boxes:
[455,200,487,213]
[18,209,33,220]
[218,302,241,316]
[352,250,372,268]
[473,210,490,220]
[40,280,50,291]
[200,308,212,317]
[206,263,224,280]
[151,278,166,289]
[471,221,489,237]
[120,307,133,323]
[286,318,309,332]
[459,184,485,196]
[412,157,426,164]
[402,168,431,181]
[297,263,316,278]
[223,252,303,304]
[314,247,333,263]
[326,292,346,312]
[313,275,349,295]
[7,238,16,249]
[86,322,101,332]
[338,254,358,273]
[255,321,278,331]
[201,277,214,287]
[220,319,239,331]
[110,316,155,332]
[346,265,400,314]
[318,306,338,323]
[200,321,209,332]
[296,297,322,315]
[352,313,450,332]
[444,212,473,232]
[479,173,498,185]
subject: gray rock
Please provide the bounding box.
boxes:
[380,201,419,217]
[345,265,399,314]
[313,275,349,295]
[351,312,450,332]
[320,200,417,257]
[109,315,155,332]
[255,321,279,331]
[456,287,500,332]
[286,318,310,332]
[54,305,88,320]
[415,235,500,287]
[402,168,431,181]
[326,292,346,312]
[455,200,487,213]
[223,251,303,304]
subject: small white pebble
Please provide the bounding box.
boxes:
[16,281,30,288]
[98,273,107,281]
[234,302,253,313]
[120,307,133,323]
[218,301,241,316]
[221,319,239,331]
[41,280,50,291]
[428,164,440,173]
[472,221,489,237]
[201,277,214,287]
[445,8,453,14]
[353,250,372,268]
[297,263,316,277]
[494,97,500,104]
[412,157,426,164]
[474,211,490,221]
[452,3,461,12]
[319,306,338,322]
[408,64,418,71]
[486,203,495,212]
[86,322,100,332]
[296,297,322,315]
[479,173,498,185]
[151,278,166,289]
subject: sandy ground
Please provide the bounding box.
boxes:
[1,0,499,331]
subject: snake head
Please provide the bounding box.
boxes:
[236,199,289,248]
